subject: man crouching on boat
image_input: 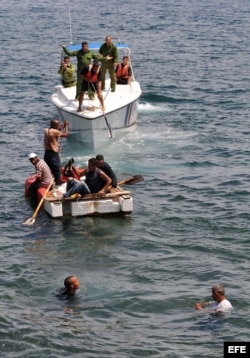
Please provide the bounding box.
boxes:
[63,158,112,198]
[77,60,105,113]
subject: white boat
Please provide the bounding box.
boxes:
[51,42,142,148]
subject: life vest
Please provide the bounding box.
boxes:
[85,65,100,82]
[116,64,129,79]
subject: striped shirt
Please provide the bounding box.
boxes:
[36,159,54,186]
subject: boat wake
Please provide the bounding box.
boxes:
[139,101,171,113]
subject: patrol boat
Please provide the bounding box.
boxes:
[51,42,141,149]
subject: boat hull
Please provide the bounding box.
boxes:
[51,81,141,148]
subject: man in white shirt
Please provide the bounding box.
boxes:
[195,284,232,314]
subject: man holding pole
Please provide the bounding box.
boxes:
[44,118,69,185]
[77,60,105,112]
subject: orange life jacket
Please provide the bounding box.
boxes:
[116,64,129,79]
[85,65,100,82]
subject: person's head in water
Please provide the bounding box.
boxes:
[64,276,80,295]
[212,284,226,303]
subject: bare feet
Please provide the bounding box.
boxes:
[77,107,81,112]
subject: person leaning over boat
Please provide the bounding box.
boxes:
[195,284,232,315]
[28,153,54,207]
[44,118,69,186]
[98,35,118,92]
[61,41,97,100]
[77,60,105,112]
[115,56,132,85]
[63,158,112,198]
[58,56,76,88]
[95,154,118,192]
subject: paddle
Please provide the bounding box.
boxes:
[118,174,144,186]
[23,179,54,226]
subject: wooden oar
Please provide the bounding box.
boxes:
[117,174,144,186]
[106,174,144,191]
[63,190,132,201]
[23,179,54,226]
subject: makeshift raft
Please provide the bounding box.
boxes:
[27,181,133,218]
[24,172,145,219]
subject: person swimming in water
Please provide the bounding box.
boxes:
[57,276,80,299]
[195,284,232,314]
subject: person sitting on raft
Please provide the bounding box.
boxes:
[63,158,112,198]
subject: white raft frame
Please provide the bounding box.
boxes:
[43,190,133,218]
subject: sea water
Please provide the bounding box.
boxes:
[0,0,250,357]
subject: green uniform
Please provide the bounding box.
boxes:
[98,42,118,91]
[63,47,96,99]
[58,63,76,88]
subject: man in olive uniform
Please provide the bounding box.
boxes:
[61,41,97,100]
[58,56,76,88]
[98,35,118,92]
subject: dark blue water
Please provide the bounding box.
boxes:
[1,0,250,357]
